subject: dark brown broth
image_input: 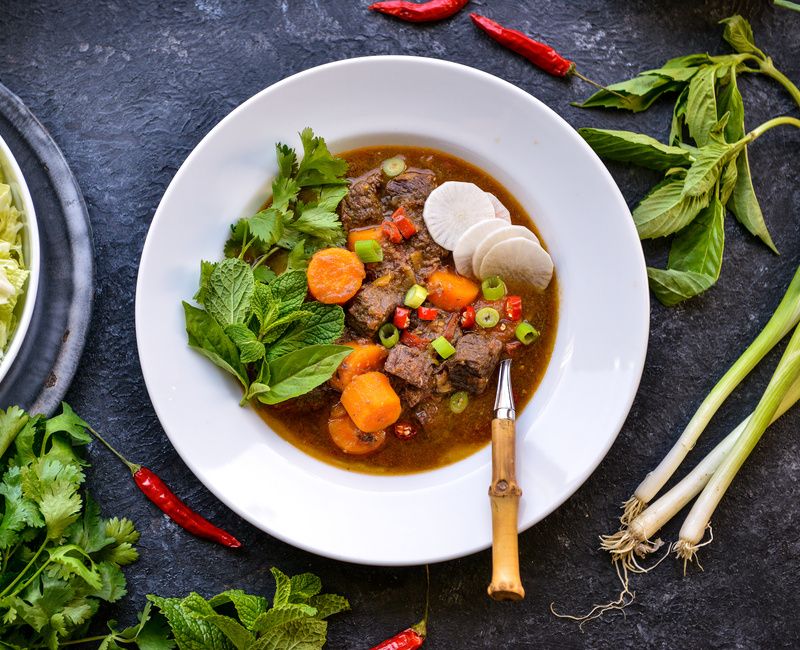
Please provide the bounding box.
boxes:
[257,147,558,475]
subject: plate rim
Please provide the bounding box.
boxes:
[136,55,649,565]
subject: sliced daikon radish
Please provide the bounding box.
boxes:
[479,237,553,291]
[486,192,511,222]
[423,181,495,250]
[471,225,539,278]
[452,219,507,278]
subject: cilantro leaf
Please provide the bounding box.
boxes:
[0,466,43,548]
[47,544,103,590]
[92,561,128,602]
[285,240,308,271]
[66,494,113,554]
[290,206,345,246]
[0,406,28,459]
[45,403,91,446]
[249,209,284,246]
[20,457,85,541]
[294,128,348,188]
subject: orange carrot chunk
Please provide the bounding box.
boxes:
[347,225,385,251]
[307,247,366,304]
[330,342,389,391]
[340,371,402,433]
[426,270,480,311]
[328,403,387,455]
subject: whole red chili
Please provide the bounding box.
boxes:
[88,426,242,548]
[371,565,429,650]
[470,13,610,91]
[369,0,468,23]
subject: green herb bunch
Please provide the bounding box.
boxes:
[183,129,353,405]
[577,16,800,306]
[99,567,349,650]
[0,404,140,649]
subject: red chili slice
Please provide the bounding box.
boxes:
[394,421,419,440]
[400,330,429,349]
[382,220,403,243]
[392,207,418,238]
[393,306,411,329]
[504,295,523,321]
[459,305,476,329]
[417,306,437,321]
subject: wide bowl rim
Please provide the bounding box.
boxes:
[136,54,649,565]
[0,132,40,385]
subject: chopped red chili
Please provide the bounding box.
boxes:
[443,313,459,341]
[400,330,430,349]
[417,306,437,321]
[382,220,403,243]
[504,295,523,321]
[394,421,419,440]
[394,306,411,329]
[369,0,468,23]
[392,207,418,238]
[505,340,524,356]
[459,305,476,329]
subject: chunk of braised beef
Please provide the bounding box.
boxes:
[447,333,503,394]
[397,382,427,408]
[346,281,405,337]
[384,169,436,210]
[339,170,383,230]
[434,368,453,394]
[384,344,435,390]
[413,398,440,427]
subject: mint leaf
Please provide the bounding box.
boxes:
[251,617,328,650]
[578,128,693,170]
[148,594,234,650]
[260,345,352,405]
[254,266,277,284]
[206,258,255,328]
[632,174,710,239]
[194,261,217,305]
[286,240,308,271]
[251,605,318,634]
[207,589,268,630]
[289,573,322,603]
[266,303,345,361]
[203,614,255,650]
[271,567,292,609]
[262,311,313,346]
[309,594,350,620]
[225,324,266,364]
[270,270,308,317]
[184,302,248,389]
[295,128,348,187]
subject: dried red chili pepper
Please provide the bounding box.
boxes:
[88,426,242,548]
[392,207,418,239]
[369,0,468,23]
[383,220,403,244]
[400,330,429,349]
[442,313,459,341]
[371,565,429,650]
[470,13,610,91]
[394,306,412,329]
[504,295,523,321]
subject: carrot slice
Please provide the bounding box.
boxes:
[340,371,402,433]
[347,226,384,251]
[330,342,389,391]
[426,270,480,311]
[307,248,366,304]
[328,403,387,455]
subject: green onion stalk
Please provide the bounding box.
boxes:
[675,321,800,564]
[621,266,800,525]
[602,374,800,570]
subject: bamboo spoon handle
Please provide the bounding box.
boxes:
[487,417,525,601]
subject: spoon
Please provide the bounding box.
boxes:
[487,358,525,601]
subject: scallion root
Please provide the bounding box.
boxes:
[620,495,645,526]
[550,561,635,630]
[674,526,714,574]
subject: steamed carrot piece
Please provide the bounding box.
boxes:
[328,403,387,455]
[341,371,402,433]
[426,269,480,311]
[347,225,384,251]
[307,247,366,304]
[330,342,389,391]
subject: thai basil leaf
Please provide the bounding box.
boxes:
[729,148,778,253]
[716,68,745,141]
[183,302,248,388]
[647,268,716,306]
[661,53,714,69]
[686,66,719,146]
[719,158,739,205]
[206,258,255,328]
[259,345,353,405]
[633,175,710,238]
[578,128,693,170]
[576,74,680,112]
[719,16,764,58]
[669,86,690,145]
[681,142,732,197]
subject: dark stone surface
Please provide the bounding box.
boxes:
[2,1,799,647]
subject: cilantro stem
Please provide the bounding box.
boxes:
[57,634,124,647]
[87,426,141,475]
[251,246,279,272]
[0,538,47,597]
[12,555,54,597]
[758,60,800,110]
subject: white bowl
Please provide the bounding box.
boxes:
[0,134,40,385]
[136,56,649,565]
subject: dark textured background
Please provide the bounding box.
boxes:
[2,1,800,648]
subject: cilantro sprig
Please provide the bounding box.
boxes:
[184,129,353,405]
[0,404,140,649]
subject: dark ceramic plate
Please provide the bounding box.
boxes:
[0,82,94,415]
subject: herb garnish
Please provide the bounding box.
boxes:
[577,16,800,305]
[184,129,353,404]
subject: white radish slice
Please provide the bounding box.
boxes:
[423,181,495,250]
[486,192,511,222]
[471,225,539,278]
[452,219,507,278]
[479,237,554,291]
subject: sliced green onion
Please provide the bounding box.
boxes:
[481,275,506,301]
[476,307,500,329]
[379,323,400,349]
[449,391,469,414]
[515,321,540,345]
[404,284,428,309]
[354,239,383,264]
[381,156,407,178]
[431,336,456,359]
